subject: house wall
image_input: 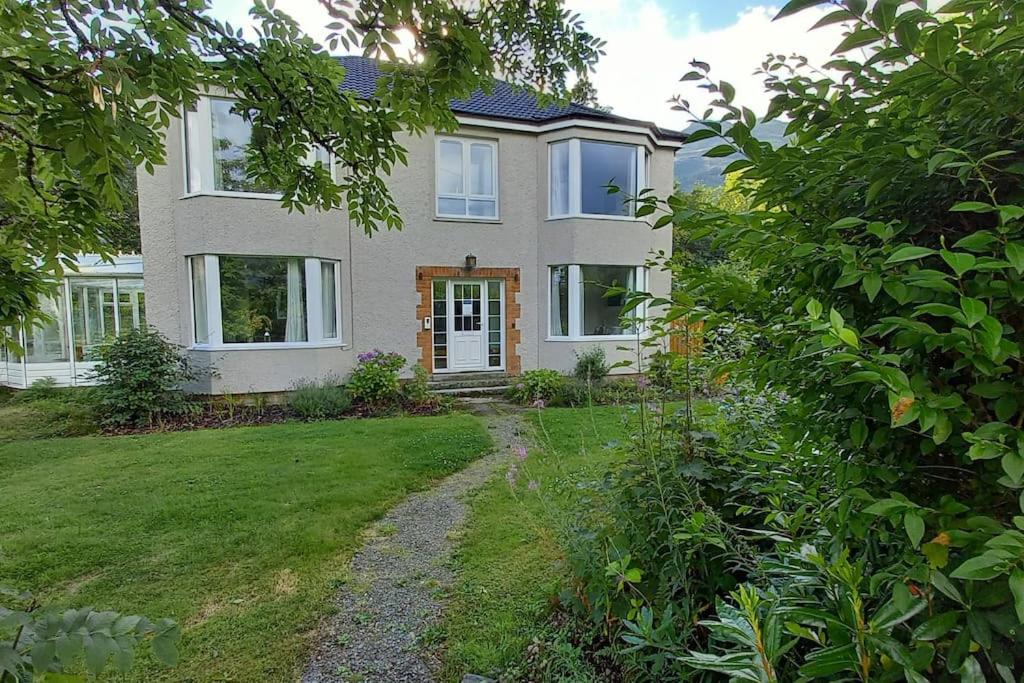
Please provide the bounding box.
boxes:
[137,115,676,394]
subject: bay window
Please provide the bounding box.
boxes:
[549,265,647,339]
[435,136,498,219]
[189,255,342,348]
[549,139,646,218]
[184,97,333,196]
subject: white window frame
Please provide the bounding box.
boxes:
[434,136,500,221]
[182,97,334,200]
[547,138,647,220]
[547,264,648,341]
[188,255,344,350]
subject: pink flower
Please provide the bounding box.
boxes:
[528,479,539,491]
[637,376,651,390]
[532,398,546,409]
[514,444,529,461]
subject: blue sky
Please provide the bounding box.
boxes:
[208,0,846,126]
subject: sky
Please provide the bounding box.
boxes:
[207,0,849,129]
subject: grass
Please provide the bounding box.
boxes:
[439,404,640,681]
[0,413,491,681]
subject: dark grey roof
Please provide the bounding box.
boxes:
[336,55,683,141]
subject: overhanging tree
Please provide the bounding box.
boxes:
[0,0,602,339]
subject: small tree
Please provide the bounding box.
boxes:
[92,328,197,426]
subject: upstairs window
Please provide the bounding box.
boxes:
[435,137,498,219]
[184,97,332,197]
[549,139,646,219]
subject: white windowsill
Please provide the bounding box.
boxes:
[181,190,285,201]
[433,215,502,224]
[546,213,642,223]
[545,333,650,342]
[190,341,348,351]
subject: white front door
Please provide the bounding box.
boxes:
[450,281,486,371]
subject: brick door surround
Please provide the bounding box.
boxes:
[415,266,522,375]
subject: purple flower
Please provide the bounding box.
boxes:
[637,375,651,390]
[532,398,546,409]
[514,444,529,461]
[527,479,539,491]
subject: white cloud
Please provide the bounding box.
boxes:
[567,0,847,127]
[208,0,846,127]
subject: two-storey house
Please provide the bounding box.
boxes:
[105,57,680,394]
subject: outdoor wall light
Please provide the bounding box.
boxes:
[464,253,477,271]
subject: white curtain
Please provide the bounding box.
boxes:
[191,257,209,343]
[550,142,569,215]
[549,267,565,336]
[285,259,306,342]
[469,144,493,195]
[321,261,337,338]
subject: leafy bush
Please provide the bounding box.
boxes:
[92,327,198,426]
[10,377,60,403]
[289,377,351,420]
[508,369,564,405]
[0,586,179,679]
[572,347,608,385]
[402,364,432,406]
[346,349,406,408]
[581,1,1024,679]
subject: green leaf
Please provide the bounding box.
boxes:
[704,144,736,158]
[959,656,984,683]
[950,553,1006,581]
[950,201,996,213]
[1009,569,1024,624]
[959,296,986,327]
[904,512,925,548]
[828,216,866,230]
[931,571,964,604]
[1002,451,1024,484]
[863,272,882,301]
[864,498,906,516]
[850,419,868,447]
[885,246,935,264]
[774,0,829,20]
[911,611,959,641]
[806,298,823,319]
[834,27,883,54]
[940,250,976,277]
[1005,243,1024,274]
[922,541,949,568]
[829,308,844,332]
[838,327,859,349]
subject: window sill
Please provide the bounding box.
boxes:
[190,341,348,351]
[546,214,642,223]
[433,215,502,224]
[545,333,649,342]
[180,190,284,201]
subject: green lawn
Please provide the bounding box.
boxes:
[0,414,491,681]
[439,405,638,680]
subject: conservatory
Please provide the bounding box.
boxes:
[1,255,145,389]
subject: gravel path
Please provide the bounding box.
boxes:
[302,405,524,682]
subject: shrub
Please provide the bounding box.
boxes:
[11,377,60,403]
[0,586,179,678]
[572,347,608,385]
[581,2,1024,678]
[346,349,406,407]
[402,364,433,406]
[92,327,197,426]
[507,369,564,405]
[289,377,351,420]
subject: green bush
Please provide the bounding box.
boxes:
[573,2,1024,679]
[289,378,351,420]
[401,364,433,406]
[346,349,406,408]
[508,369,564,405]
[572,347,608,385]
[92,327,198,426]
[11,377,60,403]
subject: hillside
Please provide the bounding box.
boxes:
[673,119,788,191]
